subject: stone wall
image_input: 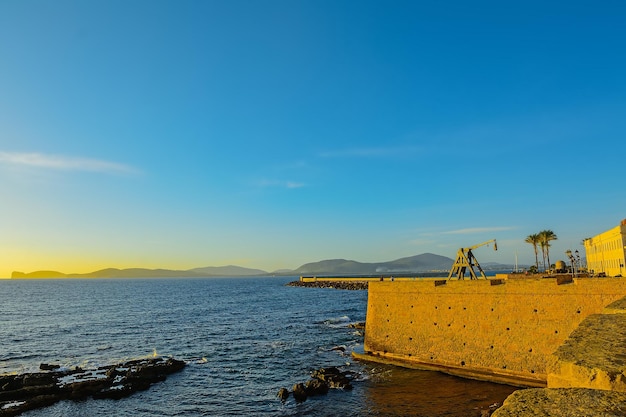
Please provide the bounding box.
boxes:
[491,295,626,416]
[547,295,626,391]
[358,277,626,387]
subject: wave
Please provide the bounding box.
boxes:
[0,352,40,362]
[96,345,112,351]
[322,315,351,328]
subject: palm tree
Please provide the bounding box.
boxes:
[538,230,558,271]
[525,234,541,271]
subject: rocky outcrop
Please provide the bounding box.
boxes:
[309,367,353,389]
[491,388,626,417]
[291,383,307,402]
[547,296,626,391]
[0,357,185,416]
[286,281,368,290]
[276,387,289,402]
[547,313,626,391]
[277,367,355,404]
[494,294,626,416]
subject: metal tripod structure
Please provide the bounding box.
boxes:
[448,239,498,280]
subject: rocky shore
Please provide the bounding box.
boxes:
[492,388,626,417]
[0,357,185,416]
[286,280,369,290]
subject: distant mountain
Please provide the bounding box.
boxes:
[10,253,519,279]
[294,259,372,275]
[11,266,268,279]
[11,270,68,279]
[270,269,295,274]
[294,253,455,276]
[70,268,200,278]
[377,253,455,272]
[189,265,268,276]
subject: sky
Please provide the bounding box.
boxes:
[1,0,625,277]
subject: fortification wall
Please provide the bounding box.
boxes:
[359,277,626,387]
[491,293,626,415]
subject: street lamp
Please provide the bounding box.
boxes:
[566,250,576,277]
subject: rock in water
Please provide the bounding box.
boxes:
[310,367,353,390]
[277,387,289,402]
[0,357,186,416]
[305,378,329,396]
[279,365,356,407]
[292,383,308,403]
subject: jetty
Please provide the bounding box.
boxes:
[298,274,447,283]
[293,274,448,289]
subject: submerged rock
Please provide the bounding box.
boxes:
[279,366,355,405]
[277,387,289,402]
[0,357,186,416]
[310,367,353,390]
[305,378,329,396]
[292,383,308,403]
[38,364,60,371]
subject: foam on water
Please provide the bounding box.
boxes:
[322,315,353,328]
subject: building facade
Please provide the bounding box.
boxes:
[583,219,626,277]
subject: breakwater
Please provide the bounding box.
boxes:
[292,274,445,290]
[353,277,626,388]
[287,280,368,290]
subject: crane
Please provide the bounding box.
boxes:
[448,239,498,280]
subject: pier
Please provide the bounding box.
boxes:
[298,274,447,283]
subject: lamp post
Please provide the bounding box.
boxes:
[575,250,580,276]
[566,250,575,277]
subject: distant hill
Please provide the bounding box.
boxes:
[11,266,268,279]
[11,270,69,279]
[294,253,455,275]
[10,253,519,279]
[189,265,268,276]
[70,268,200,278]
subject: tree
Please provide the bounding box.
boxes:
[538,230,558,272]
[525,233,541,271]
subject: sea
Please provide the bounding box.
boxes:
[0,277,517,416]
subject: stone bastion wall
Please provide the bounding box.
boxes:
[356,277,626,388]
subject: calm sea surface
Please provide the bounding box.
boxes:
[0,277,516,416]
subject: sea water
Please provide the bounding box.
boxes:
[0,277,516,416]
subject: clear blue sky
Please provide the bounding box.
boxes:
[1,0,625,276]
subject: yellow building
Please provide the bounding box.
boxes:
[583,219,626,277]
